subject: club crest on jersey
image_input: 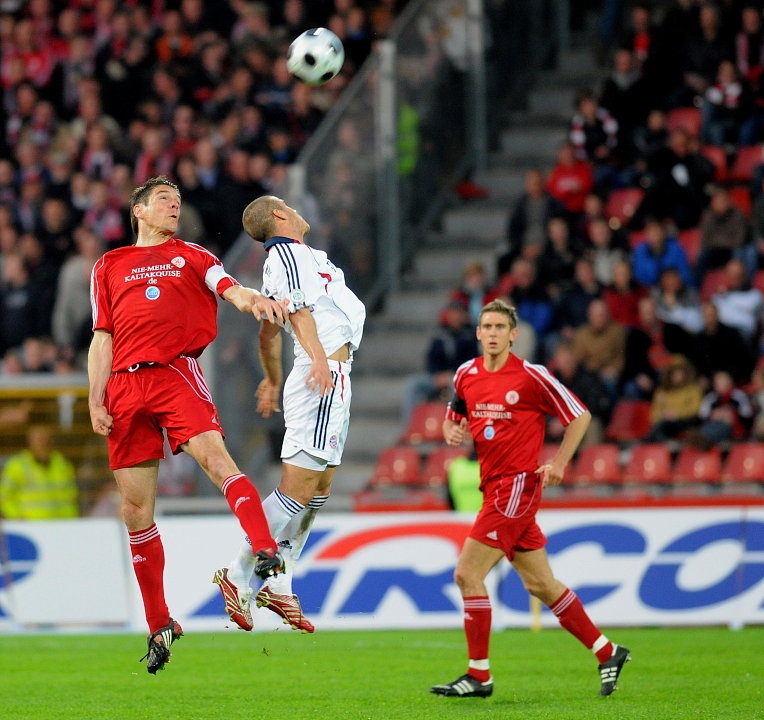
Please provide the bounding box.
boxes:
[145,286,160,300]
[171,256,185,268]
[505,390,519,405]
[484,425,495,440]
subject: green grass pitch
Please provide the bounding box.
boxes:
[1,626,761,720]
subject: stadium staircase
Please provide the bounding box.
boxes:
[328,39,604,510]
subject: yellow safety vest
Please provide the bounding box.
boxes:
[0,450,78,519]
[447,456,482,512]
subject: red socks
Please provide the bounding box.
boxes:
[464,596,492,681]
[549,588,613,663]
[221,474,276,552]
[128,524,169,633]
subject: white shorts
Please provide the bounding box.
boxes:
[281,358,352,466]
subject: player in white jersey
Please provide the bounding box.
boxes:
[214,195,365,633]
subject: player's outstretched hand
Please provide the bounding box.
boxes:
[254,295,289,324]
[255,378,281,418]
[90,405,113,436]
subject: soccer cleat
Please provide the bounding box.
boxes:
[253,548,286,580]
[255,586,315,633]
[140,618,183,674]
[598,645,631,696]
[212,567,254,631]
[430,674,493,698]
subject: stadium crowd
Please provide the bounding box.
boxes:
[422,1,764,454]
[0,0,402,375]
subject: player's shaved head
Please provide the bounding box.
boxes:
[243,195,282,243]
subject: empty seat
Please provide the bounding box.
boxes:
[728,144,764,183]
[604,400,652,443]
[721,442,764,483]
[604,188,644,228]
[666,106,702,138]
[368,446,422,487]
[622,443,673,485]
[570,443,622,485]
[698,144,728,182]
[672,446,723,486]
[422,445,471,487]
[400,401,447,445]
[352,487,450,512]
[677,227,701,267]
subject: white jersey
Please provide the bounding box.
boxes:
[262,236,366,362]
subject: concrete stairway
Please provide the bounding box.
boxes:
[319,45,604,510]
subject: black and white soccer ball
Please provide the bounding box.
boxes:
[286,27,345,86]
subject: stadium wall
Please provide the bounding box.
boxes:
[1,506,762,632]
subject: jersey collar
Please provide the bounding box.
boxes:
[264,236,299,251]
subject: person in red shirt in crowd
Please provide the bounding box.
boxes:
[545,141,595,221]
[430,299,630,700]
[88,176,287,673]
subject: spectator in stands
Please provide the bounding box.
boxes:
[631,127,715,230]
[749,359,764,440]
[697,185,755,282]
[701,60,754,147]
[546,141,595,221]
[0,252,50,358]
[710,258,764,346]
[603,258,645,328]
[447,261,499,326]
[536,216,580,301]
[52,225,103,371]
[735,5,764,82]
[689,369,755,448]
[631,107,668,181]
[401,298,479,427]
[631,216,695,288]
[586,216,627,286]
[652,266,704,334]
[499,168,563,276]
[547,342,611,447]
[569,88,620,190]
[599,47,649,166]
[37,196,74,268]
[0,423,78,519]
[689,300,755,386]
[671,2,734,109]
[571,298,626,403]
[644,354,703,442]
[494,257,555,357]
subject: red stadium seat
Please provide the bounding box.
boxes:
[422,445,471,487]
[367,446,422,487]
[666,106,702,138]
[400,402,447,445]
[721,442,764,483]
[604,400,652,443]
[728,144,764,183]
[677,227,701,267]
[698,144,728,183]
[604,188,644,228]
[753,270,764,294]
[570,443,622,485]
[352,487,450,512]
[728,185,752,218]
[622,443,673,485]
[699,267,728,301]
[672,446,722,486]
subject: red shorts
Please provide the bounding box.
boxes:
[104,357,223,470]
[469,471,547,560]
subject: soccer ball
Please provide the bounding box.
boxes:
[286,27,345,86]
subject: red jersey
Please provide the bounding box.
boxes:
[90,238,238,371]
[447,354,587,487]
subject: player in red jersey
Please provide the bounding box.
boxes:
[430,299,631,699]
[88,176,287,674]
